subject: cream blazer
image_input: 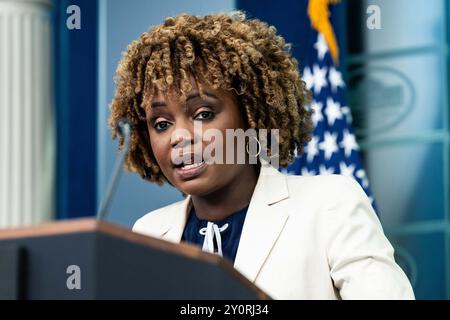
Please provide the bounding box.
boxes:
[133,162,415,300]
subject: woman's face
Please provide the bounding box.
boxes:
[145,81,251,196]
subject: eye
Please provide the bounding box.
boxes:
[194,110,214,121]
[154,121,171,132]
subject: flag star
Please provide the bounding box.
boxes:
[319,165,334,175]
[302,66,314,90]
[319,131,338,160]
[301,167,316,176]
[314,33,328,61]
[305,135,319,162]
[339,162,355,177]
[312,64,327,94]
[325,98,343,126]
[356,169,369,188]
[310,100,324,127]
[328,67,345,92]
[341,106,353,124]
[339,129,360,158]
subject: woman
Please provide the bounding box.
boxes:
[109,12,414,299]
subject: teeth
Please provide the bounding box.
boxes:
[180,154,202,166]
[181,161,204,170]
[181,156,199,166]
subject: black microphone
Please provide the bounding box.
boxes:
[96,118,132,221]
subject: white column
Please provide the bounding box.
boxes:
[0,0,54,227]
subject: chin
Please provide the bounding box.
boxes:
[173,171,227,197]
[166,164,216,196]
[176,179,216,197]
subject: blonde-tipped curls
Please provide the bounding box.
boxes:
[109,11,313,184]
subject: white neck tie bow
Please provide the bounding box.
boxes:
[199,222,229,257]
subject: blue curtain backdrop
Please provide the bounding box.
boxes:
[53,0,98,219]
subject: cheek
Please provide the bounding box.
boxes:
[149,132,169,166]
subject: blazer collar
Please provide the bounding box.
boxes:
[233,161,290,282]
[160,160,291,282]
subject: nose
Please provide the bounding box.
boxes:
[170,130,192,148]
[170,121,198,149]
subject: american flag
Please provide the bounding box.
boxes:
[282,1,375,207]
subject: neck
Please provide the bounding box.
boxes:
[191,165,259,221]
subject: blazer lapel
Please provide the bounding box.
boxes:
[160,196,192,243]
[159,161,291,284]
[233,163,290,282]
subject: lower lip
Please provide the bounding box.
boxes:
[174,161,207,180]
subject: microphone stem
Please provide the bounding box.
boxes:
[96,122,131,220]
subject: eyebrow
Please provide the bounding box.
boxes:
[150,90,219,109]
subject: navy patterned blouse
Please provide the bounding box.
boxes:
[181,205,248,263]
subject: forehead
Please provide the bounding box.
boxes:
[150,82,234,107]
[145,84,241,122]
[146,73,240,115]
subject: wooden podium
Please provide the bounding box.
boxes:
[0,219,269,300]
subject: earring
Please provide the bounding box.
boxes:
[246,136,261,157]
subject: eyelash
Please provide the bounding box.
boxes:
[194,110,214,121]
[153,110,215,132]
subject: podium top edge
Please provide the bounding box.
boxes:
[0,219,195,258]
[0,218,113,240]
[0,218,271,300]
[0,219,217,267]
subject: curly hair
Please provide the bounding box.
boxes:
[109,11,312,185]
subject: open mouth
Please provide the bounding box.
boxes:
[172,154,208,180]
[173,154,204,168]
[174,161,205,169]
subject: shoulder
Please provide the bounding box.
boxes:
[284,173,381,239]
[279,173,376,228]
[132,199,186,235]
[284,173,368,206]
[285,172,360,188]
